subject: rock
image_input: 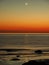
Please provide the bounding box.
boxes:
[35,50,43,54]
[22,59,49,65]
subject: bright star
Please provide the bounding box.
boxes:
[25,2,28,6]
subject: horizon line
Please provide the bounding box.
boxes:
[0,33,49,34]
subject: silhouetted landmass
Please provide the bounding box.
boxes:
[22,59,49,65]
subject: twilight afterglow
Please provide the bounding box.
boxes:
[0,0,49,33]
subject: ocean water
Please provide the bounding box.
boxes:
[0,33,49,47]
[0,33,49,65]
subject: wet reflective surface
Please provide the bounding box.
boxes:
[0,33,49,65]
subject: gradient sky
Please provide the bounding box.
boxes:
[0,0,49,33]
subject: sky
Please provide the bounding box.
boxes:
[0,0,49,33]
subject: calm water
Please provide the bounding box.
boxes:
[0,33,49,65]
[0,33,49,47]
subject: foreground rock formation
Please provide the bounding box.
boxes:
[22,59,49,65]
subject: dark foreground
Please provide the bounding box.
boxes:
[22,59,49,65]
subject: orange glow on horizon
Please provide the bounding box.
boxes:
[0,24,49,33]
[0,17,49,33]
[0,0,49,33]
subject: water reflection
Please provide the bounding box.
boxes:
[0,33,49,65]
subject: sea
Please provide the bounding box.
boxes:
[0,33,49,65]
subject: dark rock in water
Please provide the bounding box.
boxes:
[10,58,20,61]
[22,59,49,65]
[17,55,20,57]
[35,50,43,54]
